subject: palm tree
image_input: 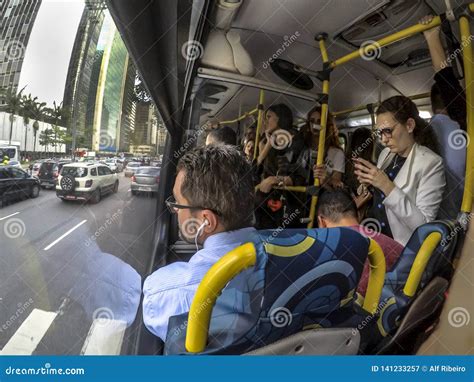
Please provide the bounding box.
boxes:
[0,86,26,145]
[20,94,36,158]
[31,99,46,155]
[45,101,70,154]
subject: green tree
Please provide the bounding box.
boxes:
[45,101,70,154]
[20,94,38,158]
[0,86,26,145]
[39,128,53,154]
[30,98,46,154]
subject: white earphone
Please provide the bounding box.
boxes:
[194,219,209,251]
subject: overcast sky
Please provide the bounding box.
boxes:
[18,0,86,108]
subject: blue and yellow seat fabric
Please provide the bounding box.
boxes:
[164,227,386,355]
[366,221,460,353]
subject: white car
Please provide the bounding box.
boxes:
[104,158,123,173]
[56,162,119,204]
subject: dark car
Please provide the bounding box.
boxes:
[38,160,71,189]
[0,166,40,208]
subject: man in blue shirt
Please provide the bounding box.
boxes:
[143,145,256,341]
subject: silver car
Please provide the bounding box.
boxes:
[124,162,141,177]
[131,167,160,195]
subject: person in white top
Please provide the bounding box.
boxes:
[302,105,345,189]
[354,96,446,246]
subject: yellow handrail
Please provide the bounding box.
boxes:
[307,37,330,228]
[253,89,265,161]
[403,232,442,297]
[363,239,386,314]
[459,14,473,213]
[219,107,258,125]
[331,16,442,68]
[185,242,257,353]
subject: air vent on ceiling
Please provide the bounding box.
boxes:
[365,12,387,27]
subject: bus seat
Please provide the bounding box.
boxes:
[367,220,460,351]
[164,227,371,355]
[244,328,360,355]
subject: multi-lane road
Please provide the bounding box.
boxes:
[0,173,159,354]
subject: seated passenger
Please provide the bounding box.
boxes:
[303,106,345,189]
[420,15,467,220]
[205,125,237,146]
[316,189,403,295]
[142,145,256,340]
[354,96,446,245]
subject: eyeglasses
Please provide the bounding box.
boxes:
[165,195,220,215]
[375,122,399,140]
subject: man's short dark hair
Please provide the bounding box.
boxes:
[316,189,358,222]
[430,83,445,115]
[177,145,255,230]
[207,125,237,146]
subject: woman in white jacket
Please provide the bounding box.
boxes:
[354,96,446,246]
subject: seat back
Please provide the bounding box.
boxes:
[375,221,459,340]
[164,227,371,355]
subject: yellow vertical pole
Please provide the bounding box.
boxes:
[253,89,265,161]
[308,34,331,228]
[459,15,473,213]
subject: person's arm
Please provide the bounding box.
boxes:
[420,15,446,73]
[142,268,195,341]
[257,138,272,166]
[383,157,446,231]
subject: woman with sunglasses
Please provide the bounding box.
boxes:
[303,105,345,189]
[353,96,445,245]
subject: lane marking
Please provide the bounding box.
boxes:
[0,309,58,355]
[43,219,87,251]
[0,212,20,221]
[81,319,127,355]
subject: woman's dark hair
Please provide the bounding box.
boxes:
[266,103,294,132]
[376,95,439,154]
[302,105,341,154]
[350,127,373,162]
[177,145,255,231]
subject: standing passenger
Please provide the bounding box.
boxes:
[354,96,445,246]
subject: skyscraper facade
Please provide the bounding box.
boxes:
[63,5,135,153]
[0,0,42,96]
[62,0,106,150]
